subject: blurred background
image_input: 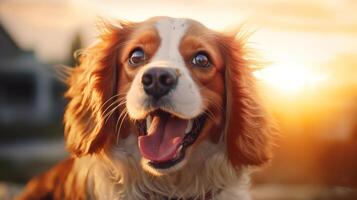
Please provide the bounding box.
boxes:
[0,0,356,199]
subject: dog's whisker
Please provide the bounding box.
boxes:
[103,99,126,119]
[116,111,128,144]
[114,110,126,141]
[102,99,121,116]
[100,93,127,111]
[115,109,128,144]
[103,100,127,125]
[201,98,219,122]
[204,110,215,123]
[103,102,121,122]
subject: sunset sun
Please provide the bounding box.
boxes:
[254,62,327,94]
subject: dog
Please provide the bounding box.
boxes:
[17,16,272,200]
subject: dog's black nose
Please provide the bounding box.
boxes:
[142,67,178,99]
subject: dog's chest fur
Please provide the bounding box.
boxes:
[72,135,252,200]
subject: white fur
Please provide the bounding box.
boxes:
[126,17,203,120]
[73,134,252,199]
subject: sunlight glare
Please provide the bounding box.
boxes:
[254,62,327,94]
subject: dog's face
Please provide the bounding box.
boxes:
[119,17,225,174]
[64,16,271,176]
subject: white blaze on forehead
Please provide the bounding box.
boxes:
[126,17,203,119]
[153,18,187,64]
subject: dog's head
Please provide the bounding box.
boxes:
[64,17,271,175]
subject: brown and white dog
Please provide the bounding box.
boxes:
[18,16,272,200]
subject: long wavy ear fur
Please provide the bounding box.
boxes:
[219,33,272,167]
[64,20,133,156]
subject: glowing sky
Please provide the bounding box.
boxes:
[0,0,356,88]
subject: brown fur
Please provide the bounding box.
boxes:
[213,34,272,167]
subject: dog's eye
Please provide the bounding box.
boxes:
[129,48,146,66]
[191,52,211,68]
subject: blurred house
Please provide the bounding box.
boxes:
[0,23,64,125]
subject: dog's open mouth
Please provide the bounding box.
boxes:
[136,110,206,169]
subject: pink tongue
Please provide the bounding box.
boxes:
[138,112,188,162]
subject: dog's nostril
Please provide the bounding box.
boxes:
[142,73,154,87]
[160,73,175,87]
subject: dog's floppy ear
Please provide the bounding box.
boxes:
[219,33,272,167]
[63,20,133,157]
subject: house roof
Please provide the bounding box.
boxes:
[0,23,23,57]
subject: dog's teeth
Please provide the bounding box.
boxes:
[185,120,193,134]
[146,115,152,129]
[174,145,183,159]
